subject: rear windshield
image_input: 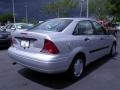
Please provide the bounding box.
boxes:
[29,19,73,32]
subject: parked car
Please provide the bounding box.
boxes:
[0,26,5,30]
[8,18,117,79]
[112,23,120,31]
[116,25,120,31]
[5,23,34,32]
[0,27,11,48]
[39,21,43,24]
[107,23,119,37]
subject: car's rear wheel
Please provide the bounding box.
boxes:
[68,56,85,79]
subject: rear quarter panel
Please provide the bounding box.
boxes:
[50,35,90,66]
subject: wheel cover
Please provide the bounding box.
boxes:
[74,59,83,77]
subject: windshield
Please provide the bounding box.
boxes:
[29,19,73,32]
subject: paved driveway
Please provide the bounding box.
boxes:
[0,32,120,90]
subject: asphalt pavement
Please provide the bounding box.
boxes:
[0,32,120,90]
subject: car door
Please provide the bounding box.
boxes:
[73,20,103,61]
[92,21,112,57]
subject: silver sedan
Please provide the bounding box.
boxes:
[8,18,117,79]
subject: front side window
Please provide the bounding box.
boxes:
[73,21,94,35]
[92,21,106,35]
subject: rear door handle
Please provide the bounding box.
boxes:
[84,38,90,41]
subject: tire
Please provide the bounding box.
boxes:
[110,43,116,56]
[68,55,85,79]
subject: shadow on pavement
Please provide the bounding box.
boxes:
[18,54,118,89]
[82,53,118,78]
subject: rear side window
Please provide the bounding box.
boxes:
[73,21,94,35]
[29,19,73,32]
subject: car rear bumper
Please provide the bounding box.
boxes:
[8,47,71,73]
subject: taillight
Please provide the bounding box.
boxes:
[41,39,59,54]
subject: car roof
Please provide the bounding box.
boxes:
[54,18,96,22]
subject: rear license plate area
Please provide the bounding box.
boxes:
[21,40,30,48]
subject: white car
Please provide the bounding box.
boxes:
[8,18,117,79]
[5,23,34,32]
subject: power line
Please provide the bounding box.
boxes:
[25,4,28,23]
[86,0,89,18]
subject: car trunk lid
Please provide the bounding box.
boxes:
[12,31,49,53]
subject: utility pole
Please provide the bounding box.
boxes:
[57,8,60,18]
[86,0,89,18]
[12,0,16,23]
[80,0,84,17]
[25,4,28,23]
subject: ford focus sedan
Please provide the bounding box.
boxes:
[8,18,117,79]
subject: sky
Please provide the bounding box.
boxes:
[0,0,86,21]
[0,0,52,21]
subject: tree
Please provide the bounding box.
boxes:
[106,0,120,16]
[106,0,120,22]
[43,0,78,17]
[89,0,108,20]
[0,13,13,25]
